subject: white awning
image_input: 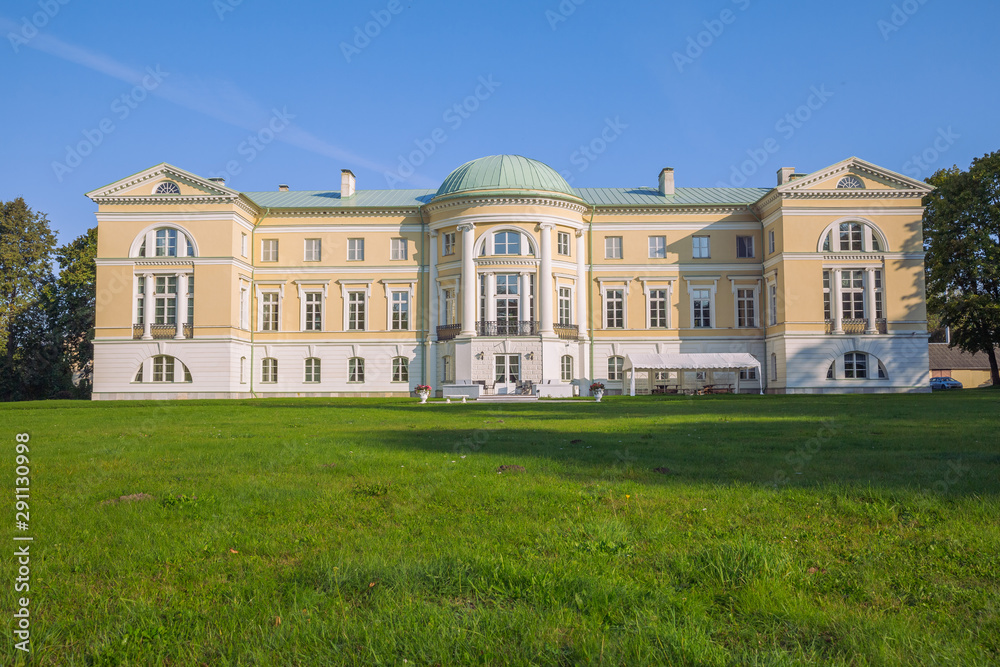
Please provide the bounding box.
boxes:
[623,353,763,395]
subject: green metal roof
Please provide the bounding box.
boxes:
[243,189,436,209]
[435,155,576,198]
[573,187,770,206]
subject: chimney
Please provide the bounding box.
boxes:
[278,184,289,192]
[777,167,795,186]
[208,176,226,186]
[341,169,356,198]
[658,168,674,196]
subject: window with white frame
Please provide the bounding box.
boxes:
[648,235,666,259]
[260,292,279,331]
[494,231,521,255]
[153,355,175,382]
[605,289,624,328]
[347,291,366,331]
[608,356,624,381]
[561,355,573,381]
[392,357,409,382]
[841,270,865,319]
[692,288,711,328]
[442,232,455,256]
[649,288,668,328]
[837,176,865,189]
[155,229,178,257]
[692,236,710,258]
[495,274,520,323]
[391,291,409,330]
[154,276,177,325]
[348,357,365,383]
[558,287,572,325]
[304,292,323,331]
[768,230,775,254]
[557,231,571,256]
[135,276,145,326]
[822,271,831,321]
[737,236,754,258]
[391,238,407,260]
[304,239,321,262]
[874,270,884,320]
[187,275,194,324]
[154,181,180,195]
[348,238,364,261]
[137,227,195,258]
[768,283,777,326]
[739,367,757,380]
[736,288,756,328]
[443,288,457,325]
[262,358,278,383]
[241,233,247,258]
[844,352,867,379]
[605,236,623,259]
[305,358,321,383]
[840,223,863,251]
[261,239,278,262]
[442,355,454,383]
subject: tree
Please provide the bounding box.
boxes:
[0,198,56,358]
[54,227,97,394]
[924,152,1000,385]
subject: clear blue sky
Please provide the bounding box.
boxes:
[2,0,998,245]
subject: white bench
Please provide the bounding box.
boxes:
[443,394,467,403]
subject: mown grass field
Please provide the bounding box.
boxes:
[2,390,999,666]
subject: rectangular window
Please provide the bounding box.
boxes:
[605,289,624,328]
[558,287,572,325]
[187,275,194,324]
[605,236,623,259]
[608,356,623,381]
[557,231,571,256]
[841,269,865,319]
[392,357,409,382]
[875,270,884,320]
[768,284,777,326]
[442,232,455,256]
[692,288,711,328]
[391,238,407,260]
[154,276,177,325]
[304,292,322,331]
[737,236,754,258]
[844,352,867,379]
[305,358,321,383]
[739,367,757,380]
[443,288,457,325]
[261,292,279,331]
[768,230,775,254]
[770,354,778,382]
[155,229,178,257]
[442,355,454,383]
[649,289,668,328]
[348,238,364,261]
[261,239,278,262]
[737,288,756,327]
[241,233,248,258]
[348,291,366,331]
[348,358,365,383]
[494,231,521,255]
[822,271,831,321]
[648,235,666,259]
[561,355,573,381]
[304,239,321,262]
[135,276,145,326]
[153,356,174,382]
[261,358,277,383]
[391,291,409,330]
[840,223,863,251]
[692,236,710,259]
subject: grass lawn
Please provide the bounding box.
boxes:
[2,390,999,665]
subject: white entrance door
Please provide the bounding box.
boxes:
[494,354,520,394]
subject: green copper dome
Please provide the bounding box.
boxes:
[435,155,576,199]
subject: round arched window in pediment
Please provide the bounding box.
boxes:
[154,181,181,195]
[836,176,865,189]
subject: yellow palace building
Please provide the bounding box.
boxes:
[87,154,933,399]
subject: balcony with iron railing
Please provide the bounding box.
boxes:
[824,319,887,335]
[436,323,461,341]
[133,323,193,339]
[554,323,579,340]
[476,320,538,337]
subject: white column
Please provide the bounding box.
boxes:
[429,232,439,340]
[142,273,154,339]
[177,232,187,259]
[832,269,844,334]
[485,272,497,322]
[539,222,555,336]
[459,224,476,336]
[519,272,530,323]
[864,267,878,334]
[575,231,586,339]
[174,272,188,339]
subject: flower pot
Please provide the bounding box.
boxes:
[594,389,604,403]
[416,391,429,404]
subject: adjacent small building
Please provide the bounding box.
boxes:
[929,343,998,388]
[86,154,934,399]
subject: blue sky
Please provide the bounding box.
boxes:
[2,0,998,245]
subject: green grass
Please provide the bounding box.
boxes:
[2,390,999,665]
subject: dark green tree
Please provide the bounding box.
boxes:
[924,152,1000,385]
[54,227,97,395]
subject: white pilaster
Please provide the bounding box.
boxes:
[459,223,476,337]
[864,267,878,334]
[519,272,531,323]
[539,222,555,336]
[485,271,497,322]
[174,272,188,339]
[832,269,844,334]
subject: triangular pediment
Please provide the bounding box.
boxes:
[86,163,241,201]
[776,157,934,196]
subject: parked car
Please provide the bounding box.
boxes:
[930,376,963,390]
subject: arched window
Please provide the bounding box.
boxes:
[135,226,197,258]
[836,176,865,189]
[838,352,888,380]
[154,181,181,194]
[561,355,573,382]
[261,358,278,383]
[305,358,321,383]
[608,356,624,381]
[392,357,409,382]
[819,220,887,253]
[494,231,521,255]
[133,355,192,383]
[348,357,365,383]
